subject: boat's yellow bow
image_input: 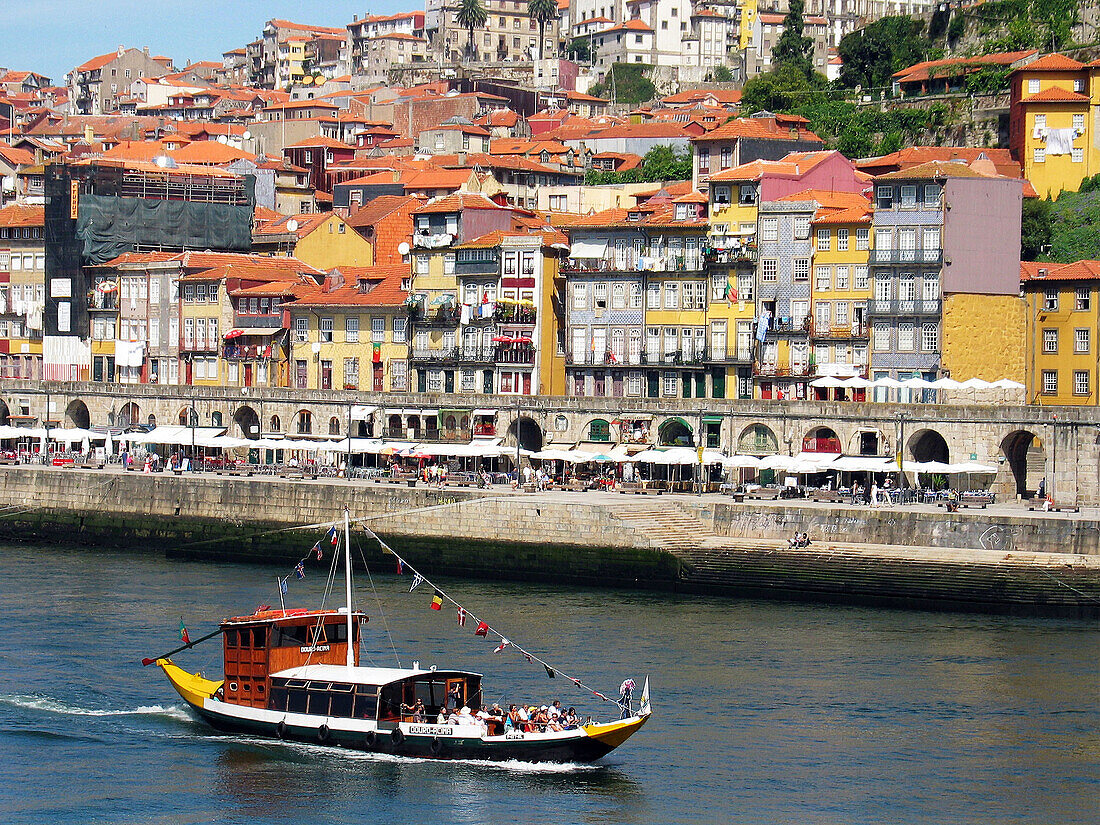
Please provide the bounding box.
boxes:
[582,713,650,749]
[155,658,223,708]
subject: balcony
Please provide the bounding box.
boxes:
[408,304,460,327]
[704,247,757,266]
[411,347,458,364]
[232,313,282,329]
[810,324,869,340]
[493,303,536,324]
[455,251,500,276]
[224,343,277,360]
[563,251,704,273]
[565,346,751,367]
[455,347,495,364]
[87,293,118,311]
[866,298,942,316]
[494,345,534,364]
[754,362,815,378]
[412,231,454,249]
[868,248,943,265]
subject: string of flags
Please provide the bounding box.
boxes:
[361,524,616,707]
[275,525,339,604]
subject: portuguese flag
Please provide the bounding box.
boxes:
[179,618,191,645]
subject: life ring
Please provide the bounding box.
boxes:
[391,728,405,746]
[364,730,377,748]
[275,720,288,739]
[228,681,239,693]
[318,724,331,744]
[430,737,443,756]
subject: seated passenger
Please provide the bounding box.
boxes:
[437,709,448,724]
[412,699,425,722]
[456,706,476,725]
[563,707,580,729]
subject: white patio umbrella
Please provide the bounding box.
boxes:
[959,378,995,389]
[809,376,846,388]
[900,377,935,389]
[873,376,905,388]
[722,454,761,468]
[947,462,998,473]
[992,379,1024,389]
[931,377,964,389]
[105,431,114,455]
[842,376,875,389]
[757,454,795,471]
[631,448,668,463]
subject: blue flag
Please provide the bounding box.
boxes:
[327,526,338,546]
[313,542,322,561]
[295,562,305,580]
[280,577,288,595]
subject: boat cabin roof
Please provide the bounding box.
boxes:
[221,608,368,628]
[272,663,482,688]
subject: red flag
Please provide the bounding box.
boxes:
[430,591,443,610]
[474,621,489,636]
[493,639,510,654]
[179,618,190,646]
[457,607,467,626]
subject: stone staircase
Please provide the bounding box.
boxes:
[611,502,717,550]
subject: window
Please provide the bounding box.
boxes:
[921,323,938,352]
[898,322,915,351]
[647,282,660,309]
[1042,369,1057,394]
[835,301,849,326]
[837,228,849,251]
[739,185,756,205]
[1076,328,1090,353]
[320,360,333,390]
[792,259,810,282]
[345,316,359,343]
[713,186,731,205]
[320,317,333,343]
[1044,288,1059,310]
[815,266,830,291]
[899,273,916,301]
[297,411,313,434]
[1035,147,1045,163]
[593,282,608,309]
[1074,370,1090,395]
[1072,148,1084,163]
[664,281,679,309]
[835,266,849,290]
[415,254,429,275]
[815,302,830,331]
[393,317,407,343]
[390,360,407,391]
[759,217,778,241]
[371,317,385,343]
[1028,78,1040,94]
[900,185,917,208]
[1043,328,1058,353]
[1073,113,1085,131]
[816,228,830,250]
[875,228,893,251]
[873,323,890,351]
[793,216,810,240]
[737,273,753,301]
[344,358,359,390]
[856,228,869,250]
[761,259,777,282]
[720,147,732,169]
[923,185,940,208]
[1076,288,1091,311]
[612,282,626,309]
[662,371,678,397]
[572,282,587,309]
[876,186,893,209]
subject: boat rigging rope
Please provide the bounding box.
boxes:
[354,519,620,711]
[353,534,403,670]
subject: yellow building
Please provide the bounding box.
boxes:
[0,203,44,379]
[178,269,228,387]
[1021,260,1100,405]
[253,212,375,270]
[1010,53,1095,199]
[809,196,873,396]
[287,265,411,402]
[738,0,757,50]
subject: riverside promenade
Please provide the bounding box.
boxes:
[0,463,1097,616]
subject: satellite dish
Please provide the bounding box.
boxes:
[286,219,299,232]
[242,130,251,140]
[153,154,178,169]
[398,241,410,256]
[217,135,229,144]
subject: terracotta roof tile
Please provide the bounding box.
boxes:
[1024,86,1089,102]
[1020,260,1100,281]
[345,194,421,227]
[1015,53,1085,72]
[0,203,44,227]
[874,159,1014,181]
[289,264,410,307]
[413,191,506,214]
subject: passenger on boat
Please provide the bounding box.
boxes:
[456,706,477,726]
[548,700,562,719]
[436,709,448,724]
[447,684,462,709]
[485,703,506,735]
[506,704,522,730]
[563,708,580,729]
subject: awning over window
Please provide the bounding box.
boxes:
[350,405,376,421]
[472,408,497,417]
[702,414,724,424]
[229,327,283,337]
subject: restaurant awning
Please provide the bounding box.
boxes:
[472,409,497,417]
[229,328,283,337]
[127,426,227,444]
[350,405,376,421]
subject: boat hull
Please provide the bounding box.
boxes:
[157,659,648,763]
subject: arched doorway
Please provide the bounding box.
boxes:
[848,428,885,456]
[909,428,949,463]
[0,400,8,425]
[1001,430,1044,497]
[507,416,543,452]
[179,407,199,426]
[118,402,141,427]
[234,405,260,439]
[658,418,694,447]
[737,423,778,455]
[802,426,841,453]
[65,400,90,429]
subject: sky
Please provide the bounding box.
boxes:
[4,0,410,85]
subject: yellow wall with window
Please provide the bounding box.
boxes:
[1015,67,1093,199]
[1023,280,1098,405]
[293,214,375,271]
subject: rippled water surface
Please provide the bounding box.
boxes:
[0,542,1097,824]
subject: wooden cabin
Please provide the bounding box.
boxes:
[220,608,365,708]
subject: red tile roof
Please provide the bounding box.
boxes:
[289,265,410,307]
[345,194,422,228]
[74,50,123,73]
[661,88,742,105]
[856,147,1024,180]
[402,169,480,191]
[254,212,332,237]
[285,136,355,150]
[1024,86,1089,102]
[875,159,1014,181]
[1015,53,1085,72]
[600,19,655,33]
[893,50,1037,84]
[455,228,568,249]
[413,191,506,214]
[0,203,44,227]
[169,141,255,164]
[691,115,820,144]
[1020,260,1100,281]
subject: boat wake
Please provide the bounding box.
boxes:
[0,693,192,721]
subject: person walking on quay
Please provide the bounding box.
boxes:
[870,480,880,507]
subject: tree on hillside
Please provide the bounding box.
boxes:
[640,145,693,181]
[1021,197,1052,261]
[837,16,927,93]
[588,63,656,105]
[772,0,815,76]
[740,63,829,113]
[456,0,488,60]
[528,0,558,61]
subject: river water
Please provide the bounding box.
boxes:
[0,541,1097,824]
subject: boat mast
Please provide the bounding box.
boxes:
[344,506,354,668]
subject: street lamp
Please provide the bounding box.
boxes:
[897,412,909,491]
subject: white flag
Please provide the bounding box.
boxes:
[410,573,424,592]
[639,676,651,716]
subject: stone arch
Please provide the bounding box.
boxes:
[269,414,282,433]
[234,405,260,439]
[1000,429,1044,498]
[909,428,949,463]
[847,427,888,457]
[211,411,223,427]
[507,415,543,452]
[178,406,199,426]
[118,402,141,427]
[0,399,8,425]
[329,416,341,435]
[64,400,90,429]
[387,413,402,436]
[658,417,694,447]
[802,425,841,453]
[147,414,156,429]
[737,423,778,455]
[406,415,422,439]
[296,409,313,434]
